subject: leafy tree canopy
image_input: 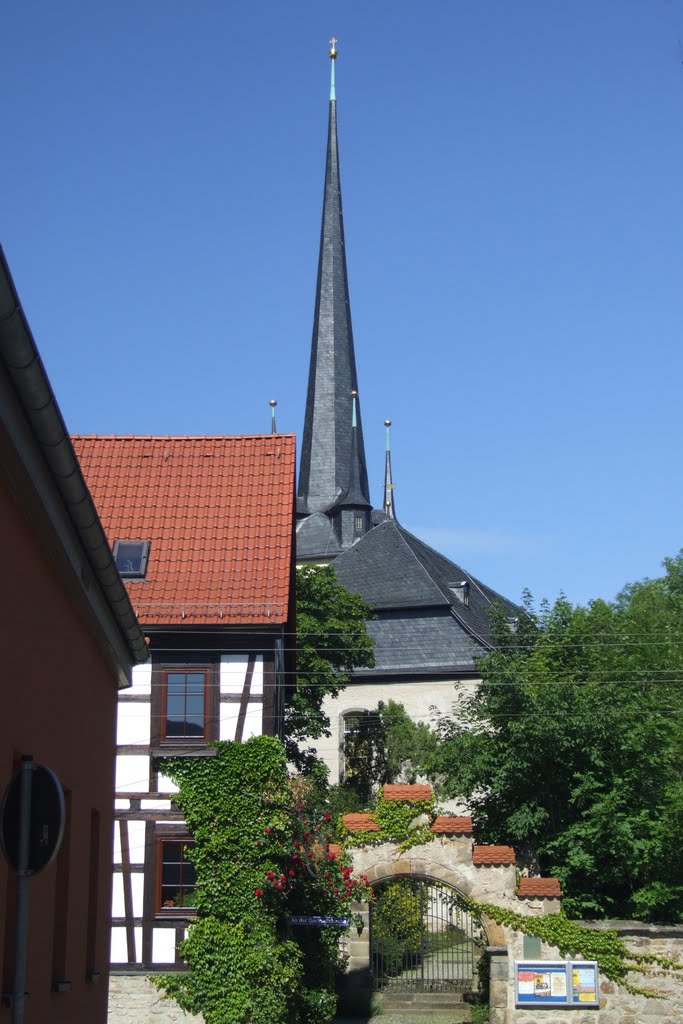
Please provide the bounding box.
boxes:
[429,552,683,922]
[288,565,374,772]
[342,699,440,804]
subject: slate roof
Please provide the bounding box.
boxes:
[297,89,370,519]
[361,609,483,676]
[517,877,562,898]
[472,845,516,865]
[73,434,296,626]
[332,519,519,674]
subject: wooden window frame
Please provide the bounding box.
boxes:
[155,835,198,917]
[155,663,217,747]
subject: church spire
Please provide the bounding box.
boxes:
[297,41,371,518]
[383,419,396,519]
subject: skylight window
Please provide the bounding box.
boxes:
[113,540,150,578]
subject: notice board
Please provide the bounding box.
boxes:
[515,960,599,1008]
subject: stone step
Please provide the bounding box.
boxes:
[379,992,468,1006]
[374,1009,472,1022]
[335,1015,474,1024]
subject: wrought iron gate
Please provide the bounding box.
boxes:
[370,878,482,993]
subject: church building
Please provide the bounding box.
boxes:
[296,42,519,781]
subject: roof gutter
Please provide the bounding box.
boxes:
[0,246,148,665]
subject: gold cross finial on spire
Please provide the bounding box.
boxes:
[329,37,338,59]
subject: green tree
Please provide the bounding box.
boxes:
[371,880,424,977]
[343,699,440,803]
[288,565,375,772]
[429,553,683,922]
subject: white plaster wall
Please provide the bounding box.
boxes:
[311,679,480,781]
[220,653,263,695]
[111,873,125,918]
[219,707,237,741]
[110,927,128,964]
[116,754,150,792]
[250,657,263,697]
[220,653,248,694]
[110,926,142,965]
[117,700,151,745]
[153,928,179,964]
[243,701,264,739]
[157,772,179,794]
[219,700,264,741]
[113,819,147,864]
[111,870,145,918]
[128,659,152,695]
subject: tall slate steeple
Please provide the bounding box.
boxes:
[297,41,372,561]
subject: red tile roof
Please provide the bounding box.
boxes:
[430,816,473,834]
[472,844,516,865]
[327,843,342,861]
[73,434,296,626]
[342,813,380,832]
[517,877,562,898]
[382,784,433,801]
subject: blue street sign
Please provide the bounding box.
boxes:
[290,915,349,928]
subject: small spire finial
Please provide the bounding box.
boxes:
[383,418,396,519]
[269,399,277,435]
[329,37,337,100]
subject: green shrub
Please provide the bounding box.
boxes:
[153,916,303,1024]
[371,880,424,978]
[152,737,372,1024]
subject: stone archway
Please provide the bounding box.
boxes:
[342,839,520,1019]
[369,874,485,999]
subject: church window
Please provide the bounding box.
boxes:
[342,710,372,782]
[354,515,364,532]
[156,837,197,913]
[113,539,150,578]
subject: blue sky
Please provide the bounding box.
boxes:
[3,1,683,607]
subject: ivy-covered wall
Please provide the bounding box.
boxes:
[150,737,372,1024]
[106,743,683,1024]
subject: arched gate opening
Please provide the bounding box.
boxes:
[370,876,485,995]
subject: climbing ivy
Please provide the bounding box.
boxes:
[336,789,683,998]
[339,792,435,852]
[151,737,372,1024]
[450,892,683,998]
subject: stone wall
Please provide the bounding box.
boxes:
[347,837,559,978]
[347,839,683,1024]
[107,850,683,1024]
[108,975,202,1024]
[490,922,683,1024]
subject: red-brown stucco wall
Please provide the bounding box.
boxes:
[0,479,120,1024]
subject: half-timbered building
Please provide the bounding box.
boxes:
[73,433,296,977]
